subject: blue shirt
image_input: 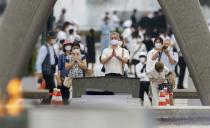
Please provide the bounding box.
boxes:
[58,54,69,79]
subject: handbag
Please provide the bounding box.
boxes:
[158,81,173,92]
[63,76,72,88]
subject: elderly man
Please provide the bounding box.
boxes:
[101,32,129,77]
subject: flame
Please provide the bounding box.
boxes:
[6,78,23,116]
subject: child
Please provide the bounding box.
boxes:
[135,52,151,105]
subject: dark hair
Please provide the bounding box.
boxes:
[154,37,163,45]
[132,29,140,38]
[62,8,66,14]
[62,21,70,30]
[71,42,80,48]
[69,29,74,35]
[63,43,71,53]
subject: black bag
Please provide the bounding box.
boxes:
[101,65,105,73]
[158,82,173,92]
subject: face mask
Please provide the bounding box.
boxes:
[155,43,163,49]
[110,39,119,46]
[118,41,123,46]
[51,39,57,45]
[65,46,71,51]
[139,57,146,63]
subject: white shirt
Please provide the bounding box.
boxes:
[101,47,129,75]
[135,62,149,81]
[146,49,178,72]
[130,38,147,60]
[147,66,169,86]
[160,52,178,71]
[146,49,157,72]
[36,43,56,73]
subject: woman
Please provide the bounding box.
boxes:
[57,40,72,105]
[65,42,87,78]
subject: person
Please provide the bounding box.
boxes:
[172,35,186,89]
[57,8,66,26]
[147,37,178,105]
[131,9,138,28]
[147,62,170,106]
[36,31,58,104]
[101,32,129,77]
[156,39,178,105]
[111,10,120,31]
[86,28,96,71]
[100,16,112,51]
[146,37,164,72]
[54,26,66,58]
[65,42,87,78]
[57,40,72,105]
[130,29,147,75]
[135,52,152,105]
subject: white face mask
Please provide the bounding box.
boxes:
[155,43,163,49]
[139,57,146,63]
[110,39,119,46]
[65,46,71,51]
[51,39,57,45]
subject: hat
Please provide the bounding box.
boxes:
[139,52,147,58]
[46,31,57,39]
[63,40,72,45]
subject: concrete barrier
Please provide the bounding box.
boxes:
[23,90,48,99]
[173,89,198,99]
[151,106,210,118]
[72,77,139,98]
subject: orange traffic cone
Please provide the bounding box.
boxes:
[164,87,170,106]
[51,88,63,105]
[158,89,166,106]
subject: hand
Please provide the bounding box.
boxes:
[158,79,165,84]
[36,73,43,80]
[112,49,116,57]
[164,49,169,55]
[57,78,62,86]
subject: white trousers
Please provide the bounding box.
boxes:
[151,85,159,106]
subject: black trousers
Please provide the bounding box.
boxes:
[177,57,186,89]
[41,74,56,104]
[105,73,122,77]
[58,83,70,100]
[139,81,150,102]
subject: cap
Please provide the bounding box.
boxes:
[139,52,147,58]
[63,40,72,45]
[46,31,57,39]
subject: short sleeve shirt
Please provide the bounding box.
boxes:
[101,47,129,75]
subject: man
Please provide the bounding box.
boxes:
[101,32,129,77]
[147,62,170,106]
[36,31,58,104]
